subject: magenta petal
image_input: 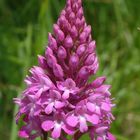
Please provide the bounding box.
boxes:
[95,126,108,134]
[62,90,70,99]
[86,114,99,125]
[52,124,62,139]
[107,132,116,140]
[62,124,75,135]
[54,100,65,109]
[45,103,54,114]
[101,102,111,112]
[87,102,96,112]
[95,106,101,115]
[91,76,106,88]
[36,88,43,98]
[79,117,88,132]
[97,136,103,140]
[42,120,54,131]
[33,105,41,116]
[66,115,78,127]
[18,129,29,138]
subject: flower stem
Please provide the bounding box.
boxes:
[42,132,48,140]
[73,131,84,140]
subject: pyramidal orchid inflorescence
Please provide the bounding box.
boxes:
[14,0,116,139]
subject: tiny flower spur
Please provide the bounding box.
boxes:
[14,0,116,140]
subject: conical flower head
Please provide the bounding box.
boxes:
[14,0,115,140]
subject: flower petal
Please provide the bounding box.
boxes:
[86,102,96,112]
[52,124,62,138]
[101,102,111,112]
[62,124,75,135]
[54,100,65,109]
[107,132,116,140]
[79,116,88,132]
[18,129,29,138]
[45,103,54,114]
[66,115,78,127]
[62,90,70,99]
[42,120,54,131]
[95,126,108,134]
[86,114,99,125]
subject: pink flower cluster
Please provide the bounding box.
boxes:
[14,0,115,140]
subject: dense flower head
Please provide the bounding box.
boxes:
[14,0,115,140]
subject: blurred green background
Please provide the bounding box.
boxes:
[0,0,140,139]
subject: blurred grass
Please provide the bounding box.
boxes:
[0,0,140,140]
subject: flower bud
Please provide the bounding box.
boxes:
[64,35,73,48]
[53,24,59,33]
[69,54,79,68]
[78,66,89,79]
[38,55,48,69]
[60,10,66,16]
[95,126,108,134]
[66,6,72,15]
[48,33,57,50]
[76,44,86,56]
[84,25,91,36]
[88,57,99,74]
[79,32,87,43]
[71,26,78,38]
[85,53,96,65]
[78,0,82,6]
[81,17,86,26]
[53,64,64,79]
[53,24,65,42]
[57,30,65,42]
[59,15,67,26]
[87,41,96,53]
[45,47,53,58]
[47,55,57,68]
[91,76,106,88]
[57,46,67,59]
[72,3,79,12]
[76,18,81,28]
[69,12,75,21]
[77,7,83,19]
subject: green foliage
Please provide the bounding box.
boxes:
[0,0,140,139]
